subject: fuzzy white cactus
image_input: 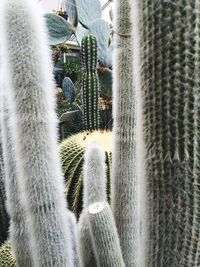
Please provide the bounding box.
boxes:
[0,0,73,265]
[0,95,33,266]
[111,0,140,266]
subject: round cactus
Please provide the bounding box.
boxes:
[0,241,16,267]
[59,130,112,217]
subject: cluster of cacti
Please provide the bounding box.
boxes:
[59,130,112,216]
[1,0,200,266]
[81,35,99,131]
[45,0,112,67]
[0,0,74,265]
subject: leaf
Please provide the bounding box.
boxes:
[75,23,89,45]
[62,77,76,103]
[59,110,79,123]
[89,19,111,65]
[44,13,73,45]
[76,0,102,29]
[53,66,65,87]
[98,68,112,98]
[64,0,78,28]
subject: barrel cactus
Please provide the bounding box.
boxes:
[59,130,112,217]
[0,241,16,267]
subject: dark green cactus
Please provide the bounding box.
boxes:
[139,0,200,266]
[59,131,112,217]
[81,35,99,131]
[0,241,16,267]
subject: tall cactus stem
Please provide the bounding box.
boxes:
[0,94,33,266]
[111,0,139,266]
[67,210,81,267]
[88,202,125,267]
[138,0,200,265]
[78,211,97,267]
[81,35,99,131]
[0,0,73,265]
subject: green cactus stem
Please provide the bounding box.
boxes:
[81,35,99,131]
[111,0,138,266]
[138,0,200,266]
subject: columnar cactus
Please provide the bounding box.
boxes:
[78,142,108,267]
[0,0,73,266]
[88,202,125,267]
[111,0,138,266]
[59,130,112,216]
[78,143,124,267]
[78,211,97,267]
[0,96,33,266]
[138,0,200,266]
[67,210,81,267]
[81,35,99,131]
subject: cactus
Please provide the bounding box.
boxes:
[67,210,81,267]
[137,0,200,266]
[0,96,33,266]
[83,142,107,207]
[0,241,16,267]
[88,202,125,267]
[81,35,99,131]
[59,130,112,216]
[111,0,138,266]
[78,211,97,267]
[79,143,124,267]
[0,0,73,266]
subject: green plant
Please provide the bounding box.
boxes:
[138,0,200,265]
[2,0,200,266]
[82,35,99,131]
[44,0,112,67]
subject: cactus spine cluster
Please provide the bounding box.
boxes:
[81,35,99,131]
[138,0,200,266]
